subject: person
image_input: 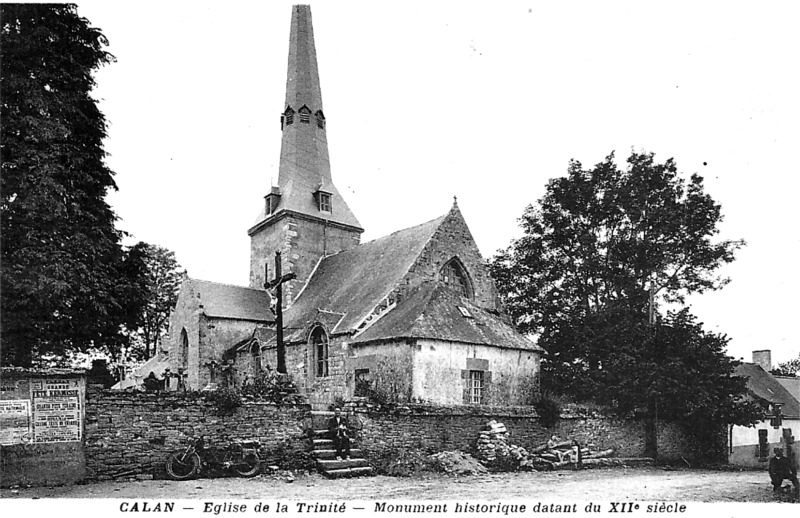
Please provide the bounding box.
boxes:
[327,407,351,461]
[768,447,799,496]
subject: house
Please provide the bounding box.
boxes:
[728,351,799,468]
[157,5,542,409]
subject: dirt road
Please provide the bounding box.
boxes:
[2,467,797,503]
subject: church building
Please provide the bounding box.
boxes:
[163,5,542,409]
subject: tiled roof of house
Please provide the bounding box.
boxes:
[735,362,800,418]
[283,215,446,339]
[351,282,543,351]
[190,279,275,322]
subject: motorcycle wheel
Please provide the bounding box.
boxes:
[232,452,261,478]
[165,452,201,480]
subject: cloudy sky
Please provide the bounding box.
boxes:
[74,1,799,366]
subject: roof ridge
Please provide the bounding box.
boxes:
[189,277,268,292]
[360,213,446,246]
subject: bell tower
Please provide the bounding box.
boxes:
[249,5,363,302]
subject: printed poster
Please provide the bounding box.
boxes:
[31,378,82,443]
[0,399,33,445]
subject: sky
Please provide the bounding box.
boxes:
[73,1,799,367]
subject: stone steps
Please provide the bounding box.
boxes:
[309,417,373,478]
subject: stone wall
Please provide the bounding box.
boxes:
[83,386,311,480]
[1,370,87,487]
[351,403,697,462]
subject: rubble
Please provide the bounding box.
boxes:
[429,451,488,475]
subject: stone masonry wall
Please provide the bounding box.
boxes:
[83,386,311,480]
[351,404,696,462]
[403,206,501,312]
[249,213,361,303]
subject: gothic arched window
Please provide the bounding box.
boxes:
[440,258,473,299]
[315,110,326,129]
[310,326,329,378]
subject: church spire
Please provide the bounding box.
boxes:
[252,5,361,233]
[248,5,362,294]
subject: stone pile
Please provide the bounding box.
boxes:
[475,420,508,463]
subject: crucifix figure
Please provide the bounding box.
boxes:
[264,250,296,374]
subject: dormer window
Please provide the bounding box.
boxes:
[440,258,473,299]
[318,192,331,212]
[265,187,281,215]
[282,106,295,129]
[314,188,332,213]
[299,105,311,124]
[315,110,326,129]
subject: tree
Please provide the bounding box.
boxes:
[772,353,800,377]
[1,5,132,366]
[491,151,760,435]
[492,151,743,337]
[123,242,184,360]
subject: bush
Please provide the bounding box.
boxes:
[240,369,305,406]
[205,388,242,416]
[533,390,563,428]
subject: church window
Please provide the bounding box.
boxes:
[318,192,332,212]
[299,105,311,124]
[315,110,326,129]
[283,106,295,127]
[469,370,484,404]
[180,328,189,369]
[354,368,371,397]
[440,258,473,299]
[311,326,329,378]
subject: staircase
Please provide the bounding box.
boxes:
[310,411,374,478]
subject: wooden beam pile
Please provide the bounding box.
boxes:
[474,422,618,471]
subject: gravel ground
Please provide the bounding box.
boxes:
[2,466,798,503]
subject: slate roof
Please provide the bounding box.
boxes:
[112,353,174,389]
[283,214,445,340]
[189,279,275,322]
[250,6,362,233]
[352,282,542,351]
[735,362,800,418]
[226,326,278,358]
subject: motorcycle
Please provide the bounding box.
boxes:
[165,436,262,480]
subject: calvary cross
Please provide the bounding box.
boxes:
[264,250,296,374]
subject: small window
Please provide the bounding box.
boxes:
[299,105,311,124]
[311,326,329,378]
[354,369,371,397]
[265,195,277,215]
[315,110,326,129]
[469,370,484,404]
[180,328,189,369]
[318,192,331,212]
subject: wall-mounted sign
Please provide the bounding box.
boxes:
[0,399,32,445]
[31,378,82,443]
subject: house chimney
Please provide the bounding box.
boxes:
[752,350,772,372]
